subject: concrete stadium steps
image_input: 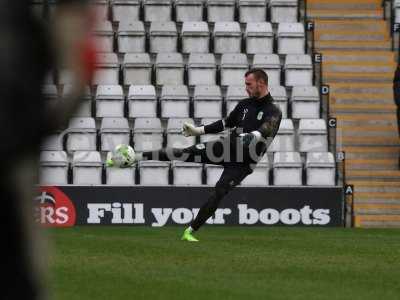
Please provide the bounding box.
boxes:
[323,62,395,73]
[331,93,394,105]
[308,9,383,20]
[329,83,393,94]
[354,215,400,228]
[314,20,389,32]
[344,146,400,160]
[345,158,399,170]
[322,51,395,64]
[331,104,397,113]
[315,40,392,51]
[324,71,394,83]
[335,114,398,127]
[315,31,389,42]
[349,181,400,194]
[346,170,400,182]
[307,0,382,11]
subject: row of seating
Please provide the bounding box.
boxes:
[33,0,299,24]
[54,53,313,87]
[92,21,305,55]
[39,150,336,186]
[48,84,320,119]
[41,117,328,153]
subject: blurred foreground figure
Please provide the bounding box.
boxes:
[0,0,94,298]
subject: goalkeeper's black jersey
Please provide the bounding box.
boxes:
[203,93,282,163]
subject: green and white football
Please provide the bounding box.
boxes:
[106,144,136,168]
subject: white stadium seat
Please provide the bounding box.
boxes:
[117,21,146,53]
[72,151,103,185]
[298,119,328,152]
[95,85,125,118]
[269,0,298,23]
[252,54,281,86]
[245,22,274,54]
[149,21,178,53]
[143,0,172,22]
[213,22,242,54]
[239,0,267,23]
[172,161,203,185]
[100,117,130,152]
[193,85,222,119]
[167,118,196,148]
[207,0,236,22]
[181,22,210,53]
[175,0,204,22]
[155,53,184,86]
[291,86,320,119]
[128,85,157,118]
[93,53,119,85]
[306,152,335,186]
[92,21,114,52]
[133,118,164,152]
[187,53,217,86]
[66,117,97,152]
[139,160,170,185]
[273,151,302,186]
[160,85,190,118]
[220,53,248,86]
[106,164,136,185]
[112,0,140,23]
[268,118,295,152]
[39,151,69,185]
[123,53,152,86]
[284,54,313,87]
[269,85,288,119]
[277,22,305,54]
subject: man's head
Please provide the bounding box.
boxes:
[244,68,268,99]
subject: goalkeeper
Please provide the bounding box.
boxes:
[138,69,282,241]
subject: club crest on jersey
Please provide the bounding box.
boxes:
[196,143,205,150]
[257,111,263,120]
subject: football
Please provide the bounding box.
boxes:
[106,144,136,168]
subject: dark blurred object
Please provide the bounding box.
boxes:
[393,65,400,137]
[1,0,93,299]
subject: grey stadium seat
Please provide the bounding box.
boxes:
[181,22,210,54]
[123,53,152,86]
[92,53,119,85]
[239,0,268,23]
[167,118,196,148]
[193,85,222,119]
[273,151,302,186]
[240,154,270,186]
[207,0,235,22]
[284,54,313,87]
[155,53,185,86]
[128,85,157,118]
[245,22,274,54]
[112,0,140,23]
[268,119,295,152]
[172,161,203,185]
[225,85,247,115]
[139,160,170,185]
[95,85,125,118]
[41,132,63,151]
[143,0,172,22]
[117,21,146,53]
[72,151,103,185]
[213,22,242,54]
[269,85,288,119]
[200,118,222,143]
[290,86,320,119]
[220,53,249,86]
[187,53,217,86]
[90,0,109,20]
[298,119,328,152]
[149,21,178,53]
[106,163,136,185]
[63,85,92,117]
[133,117,163,152]
[306,152,335,186]
[160,85,190,118]
[277,22,305,55]
[100,117,130,152]
[39,151,69,185]
[66,117,97,152]
[269,0,298,23]
[175,0,204,22]
[205,164,224,186]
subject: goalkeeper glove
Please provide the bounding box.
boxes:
[182,122,205,137]
[239,131,262,147]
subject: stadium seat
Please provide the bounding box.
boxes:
[42,85,58,107]
[284,54,313,87]
[133,117,163,152]
[220,53,249,86]
[245,22,274,54]
[252,54,281,86]
[226,85,248,115]
[269,0,298,23]
[205,164,224,186]
[167,118,196,148]
[199,118,222,143]
[100,117,130,152]
[395,0,400,23]
[139,160,170,185]
[240,154,270,186]
[187,53,216,86]
[143,0,172,22]
[207,0,235,22]
[155,52,184,86]
[298,119,328,152]
[193,85,222,118]
[72,151,103,185]
[291,86,320,119]
[175,0,204,22]
[41,133,63,151]
[39,151,69,185]
[58,69,76,85]
[273,151,302,186]
[269,85,288,118]
[149,21,178,53]
[63,85,92,117]
[93,53,119,85]
[106,164,136,185]
[95,85,125,118]
[181,22,210,54]
[213,22,242,54]
[92,21,114,53]
[306,152,335,186]
[268,119,295,152]
[117,21,146,53]
[160,85,190,118]
[128,85,157,118]
[277,22,305,54]
[66,117,97,152]
[112,0,140,23]
[238,0,267,23]
[123,53,152,86]
[172,161,203,185]
[90,0,109,20]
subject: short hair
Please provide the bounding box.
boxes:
[245,68,268,85]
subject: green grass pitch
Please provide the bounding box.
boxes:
[47,227,400,300]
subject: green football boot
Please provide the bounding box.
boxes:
[181,227,199,242]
